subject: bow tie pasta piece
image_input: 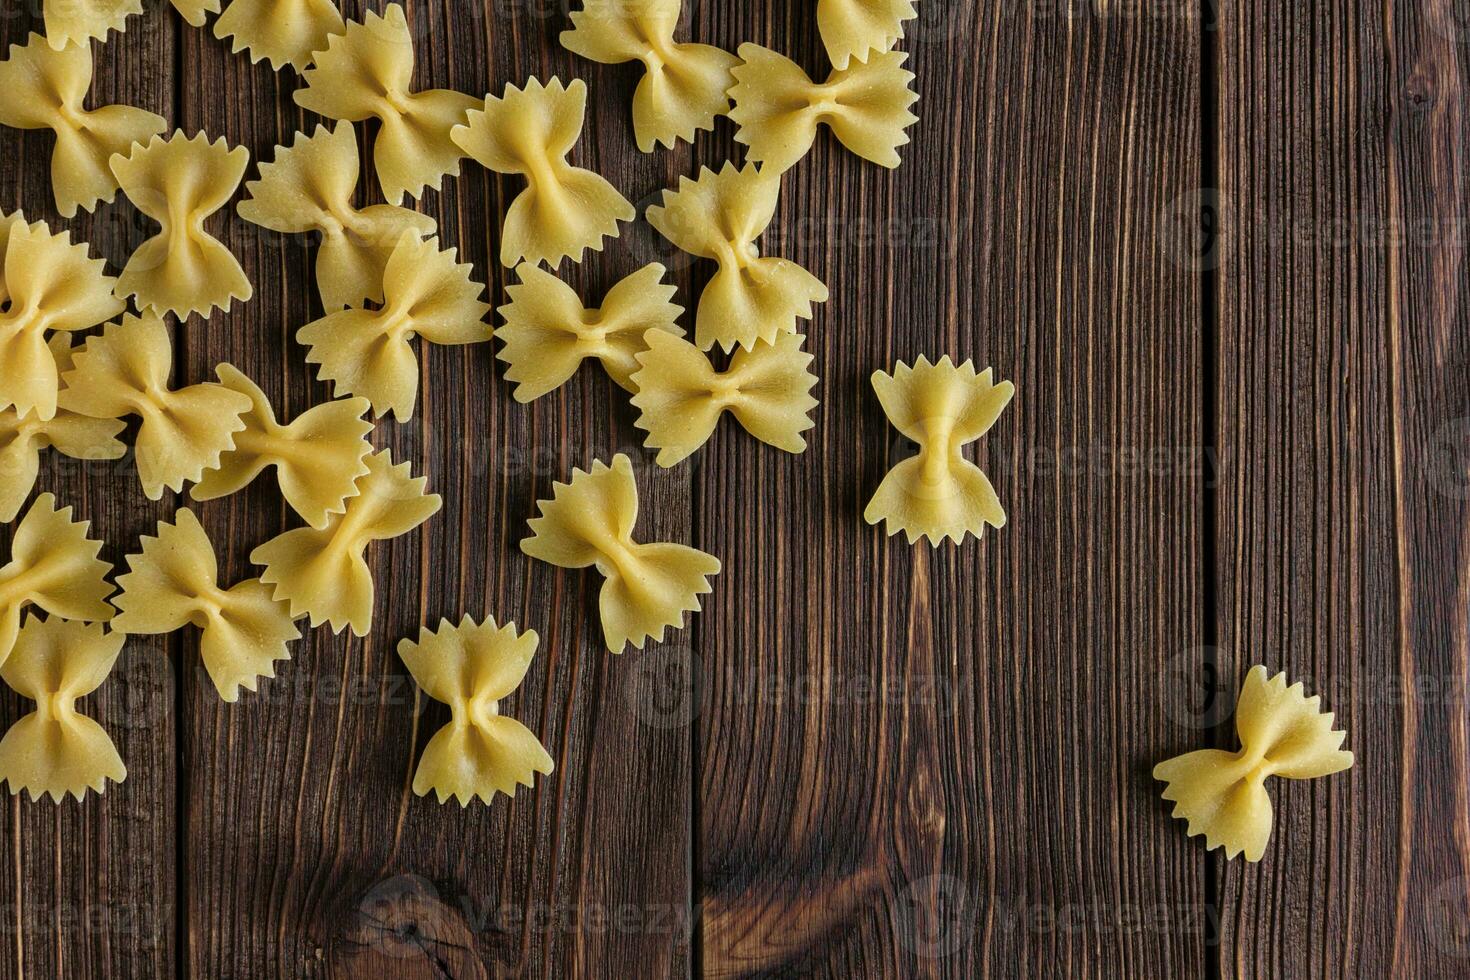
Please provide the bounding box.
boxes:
[864,356,1014,546]
[817,0,919,71]
[0,494,114,669]
[298,232,491,421]
[112,509,299,702]
[452,77,636,269]
[111,131,253,320]
[0,617,126,801]
[560,0,739,152]
[630,331,818,467]
[0,35,167,218]
[42,0,142,49]
[0,209,32,305]
[238,123,437,312]
[201,0,347,72]
[729,44,919,175]
[498,262,683,402]
[294,4,478,203]
[398,616,554,805]
[0,221,125,422]
[191,366,373,528]
[58,313,254,500]
[1154,666,1353,862]
[645,162,828,352]
[251,450,442,637]
[521,455,720,653]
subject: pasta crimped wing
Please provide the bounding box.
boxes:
[0,209,34,305]
[560,0,739,151]
[42,0,143,49]
[295,4,478,203]
[298,232,491,421]
[863,356,1014,546]
[111,131,253,319]
[238,123,437,311]
[170,0,222,27]
[192,365,373,528]
[645,162,828,352]
[521,454,720,652]
[630,330,818,467]
[0,221,125,422]
[58,313,254,500]
[452,77,636,268]
[0,617,125,802]
[817,0,919,71]
[398,615,554,805]
[112,509,299,702]
[251,450,442,637]
[1154,666,1354,862]
[213,0,347,71]
[497,262,683,402]
[0,494,114,669]
[0,34,167,217]
[729,43,919,175]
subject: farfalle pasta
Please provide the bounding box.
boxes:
[252,450,442,636]
[42,0,141,49]
[453,77,636,268]
[398,616,554,805]
[521,454,720,652]
[0,220,125,422]
[645,162,827,352]
[1154,666,1353,862]
[111,131,253,319]
[298,232,491,421]
[113,509,300,702]
[192,366,373,529]
[58,313,254,500]
[863,356,1013,546]
[294,4,478,203]
[560,0,739,151]
[630,331,818,467]
[0,617,126,802]
[0,493,114,669]
[729,43,919,174]
[0,209,29,304]
[0,338,127,523]
[497,262,683,402]
[238,123,437,311]
[178,0,347,72]
[817,0,919,71]
[0,34,167,217]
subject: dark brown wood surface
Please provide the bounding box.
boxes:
[0,1,1464,977]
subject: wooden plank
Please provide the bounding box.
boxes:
[0,7,178,979]
[694,4,1205,977]
[179,1,692,974]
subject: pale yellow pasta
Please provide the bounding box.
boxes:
[817,0,919,71]
[251,450,442,637]
[111,131,253,319]
[0,34,167,217]
[0,220,125,422]
[112,509,299,703]
[298,232,491,421]
[0,209,30,305]
[729,43,919,174]
[170,0,219,26]
[0,617,125,802]
[192,365,373,529]
[0,493,114,670]
[206,0,347,72]
[1154,666,1353,862]
[645,162,827,352]
[294,4,477,203]
[58,313,254,500]
[453,77,636,268]
[42,0,142,49]
[398,615,554,806]
[0,338,127,523]
[863,356,1013,546]
[560,0,739,152]
[630,330,817,467]
[497,262,683,403]
[521,454,720,653]
[238,123,437,311]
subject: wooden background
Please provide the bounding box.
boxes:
[0,0,1467,976]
